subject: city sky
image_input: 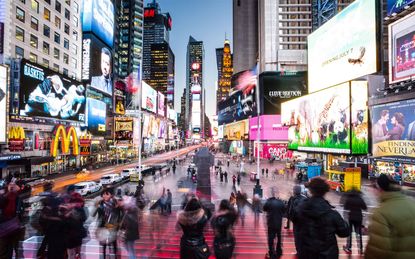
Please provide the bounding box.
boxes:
[144,0,233,117]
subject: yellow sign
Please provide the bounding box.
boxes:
[373,140,415,159]
[8,127,25,140]
[50,125,79,157]
[225,121,246,140]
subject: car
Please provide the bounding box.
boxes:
[121,168,136,179]
[100,174,122,185]
[135,165,152,175]
[74,181,101,196]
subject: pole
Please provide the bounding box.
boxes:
[256,66,260,185]
[137,63,143,180]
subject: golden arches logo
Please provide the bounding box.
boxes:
[50,125,79,157]
[8,127,26,140]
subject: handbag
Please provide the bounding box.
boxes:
[0,217,21,238]
[214,236,235,258]
[194,242,210,259]
[95,214,118,244]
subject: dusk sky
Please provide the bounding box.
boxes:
[144,0,233,117]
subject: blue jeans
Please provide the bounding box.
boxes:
[125,240,136,259]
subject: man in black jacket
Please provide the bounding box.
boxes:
[263,188,286,259]
[297,177,349,259]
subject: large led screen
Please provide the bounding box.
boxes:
[115,119,133,140]
[307,0,377,93]
[19,59,86,122]
[389,12,415,84]
[141,81,157,113]
[371,99,415,163]
[281,83,351,154]
[351,81,369,154]
[387,0,415,16]
[157,92,165,116]
[0,66,7,143]
[81,0,114,48]
[218,87,257,125]
[86,98,106,135]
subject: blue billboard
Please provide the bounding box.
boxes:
[86,98,106,135]
[387,0,415,16]
[81,0,114,48]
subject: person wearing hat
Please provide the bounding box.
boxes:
[177,197,212,259]
[365,174,415,259]
[296,177,349,259]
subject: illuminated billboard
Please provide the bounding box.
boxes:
[115,118,133,140]
[0,66,6,143]
[157,92,165,116]
[351,81,369,154]
[281,83,351,154]
[224,120,248,141]
[307,0,377,93]
[387,0,415,16]
[86,98,106,135]
[389,12,415,84]
[81,0,114,47]
[141,81,157,113]
[19,59,86,122]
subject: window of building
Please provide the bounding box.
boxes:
[53,64,59,72]
[43,42,49,54]
[31,0,39,13]
[72,30,78,40]
[64,9,70,20]
[64,38,69,49]
[64,23,70,34]
[30,34,38,48]
[15,26,25,41]
[44,0,50,4]
[63,68,68,76]
[71,57,77,68]
[42,58,49,67]
[15,46,24,58]
[31,17,39,30]
[43,25,50,37]
[63,53,69,64]
[70,43,77,55]
[29,52,37,63]
[16,7,25,23]
[54,32,60,44]
[44,8,50,21]
[73,2,79,13]
[55,1,61,12]
[19,0,25,3]
[72,16,78,27]
[65,0,70,5]
[54,47,60,59]
[55,16,61,28]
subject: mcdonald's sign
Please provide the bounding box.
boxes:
[79,134,92,156]
[8,127,25,151]
[50,125,79,157]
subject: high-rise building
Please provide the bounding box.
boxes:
[216,47,224,82]
[114,0,144,79]
[233,0,258,74]
[217,39,233,107]
[312,0,355,31]
[179,88,187,135]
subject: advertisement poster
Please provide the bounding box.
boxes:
[351,81,369,154]
[229,140,246,155]
[387,0,415,16]
[159,120,166,138]
[0,66,7,143]
[141,81,157,113]
[19,59,86,122]
[224,120,248,140]
[218,125,224,139]
[142,114,150,138]
[114,95,125,115]
[254,143,293,160]
[86,98,106,135]
[371,99,415,163]
[167,108,177,124]
[281,83,351,154]
[157,92,165,116]
[81,0,114,47]
[218,86,257,125]
[115,119,133,140]
[260,71,308,115]
[389,12,415,83]
[167,75,174,105]
[308,0,377,93]
[249,115,289,141]
[80,138,91,156]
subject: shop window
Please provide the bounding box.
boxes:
[15,46,24,58]
[44,7,50,21]
[16,7,25,23]
[15,26,25,42]
[43,41,49,54]
[30,34,38,49]
[43,25,50,37]
[31,17,39,31]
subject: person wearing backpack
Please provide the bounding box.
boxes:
[285,185,306,255]
[297,177,349,259]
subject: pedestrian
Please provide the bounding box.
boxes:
[166,189,173,214]
[177,197,212,259]
[220,171,224,183]
[237,174,241,186]
[224,171,228,183]
[120,196,139,259]
[236,191,248,226]
[232,175,237,186]
[285,185,306,255]
[296,170,303,183]
[227,159,230,167]
[211,200,238,259]
[160,188,167,215]
[229,192,236,209]
[266,168,269,178]
[263,187,286,259]
[365,174,415,259]
[172,164,176,174]
[296,177,349,259]
[252,194,262,224]
[262,168,265,176]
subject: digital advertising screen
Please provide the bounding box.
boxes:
[281,83,351,154]
[159,120,166,138]
[115,119,133,140]
[0,66,7,143]
[224,120,248,141]
[19,59,86,122]
[217,87,257,125]
[114,95,125,115]
[81,0,114,48]
[371,99,415,163]
[249,115,288,141]
[157,92,165,116]
[141,81,157,113]
[351,81,369,154]
[387,0,415,16]
[142,114,150,138]
[254,143,293,160]
[307,0,377,93]
[86,98,106,135]
[389,12,415,84]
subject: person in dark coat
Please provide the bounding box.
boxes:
[263,188,286,259]
[120,196,139,259]
[224,171,228,183]
[166,189,173,214]
[342,189,367,254]
[297,177,349,259]
[237,174,241,186]
[211,200,238,259]
[177,197,212,259]
[285,185,307,255]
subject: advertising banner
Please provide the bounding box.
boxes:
[167,108,177,124]
[281,83,351,154]
[86,98,106,135]
[80,137,91,155]
[142,114,150,138]
[308,0,377,93]
[229,140,246,155]
[114,95,125,115]
[0,66,7,143]
[19,59,86,121]
[260,71,308,115]
[372,99,415,163]
[218,125,224,139]
[8,127,25,152]
[81,0,114,47]
[167,75,174,104]
[157,92,165,116]
[217,87,257,125]
[249,115,289,141]
[141,81,157,113]
[115,119,133,140]
[254,143,293,160]
[159,120,166,139]
[351,81,369,154]
[224,120,248,140]
[387,0,415,16]
[389,12,415,84]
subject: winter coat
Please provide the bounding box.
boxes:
[365,191,415,259]
[122,208,139,241]
[211,209,238,239]
[65,206,87,248]
[263,197,286,229]
[94,198,122,228]
[297,197,349,259]
[342,191,367,222]
[287,194,306,223]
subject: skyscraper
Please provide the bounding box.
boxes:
[217,39,233,107]
[216,47,224,82]
[312,0,355,31]
[233,0,258,74]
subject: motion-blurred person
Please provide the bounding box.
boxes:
[237,174,241,186]
[285,185,306,255]
[236,191,248,226]
[177,197,212,259]
[0,180,25,259]
[229,192,236,209]
[266,168,269,178]
[224,171,228,183]
[342,188,367,254]
[232,175,236,186]
[263,188,286,259]
[296,177,349,259]
[211,200,238,259]
[166,189,173,214]
[365,174,415,259]
[119,196,139,259]
[252,194,262,224]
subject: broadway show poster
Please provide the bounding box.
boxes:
[115,119,133,140]
[371,99,415,163]
[114,95,125,115]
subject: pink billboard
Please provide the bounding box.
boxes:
[249,115,288,141]
[254,143,293,160]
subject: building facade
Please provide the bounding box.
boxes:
[216,39,233,106]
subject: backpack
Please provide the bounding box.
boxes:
[287,195,306,222]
